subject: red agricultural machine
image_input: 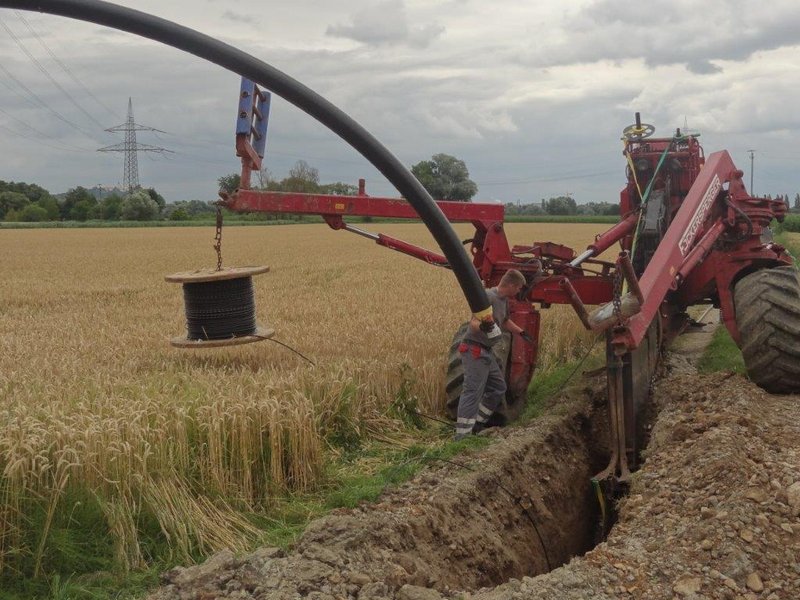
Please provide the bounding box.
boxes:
[15,0,799,488]
[222,81,800,484]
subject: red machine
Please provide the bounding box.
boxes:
[223,88,799,484]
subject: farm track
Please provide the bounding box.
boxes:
[148,338,800,599]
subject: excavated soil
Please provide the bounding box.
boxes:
[150,343,800,600]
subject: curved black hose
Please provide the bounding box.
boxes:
[6,0,489,315]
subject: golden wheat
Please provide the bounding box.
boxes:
[0,221,607,572]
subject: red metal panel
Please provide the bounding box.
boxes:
[507,303,540,403]
[617,150,736,351]
[528,276,614,306]
[226,189,505,222]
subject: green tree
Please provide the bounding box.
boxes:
[281,160,320,193]
[0,180,52,204]
[217,173,241,194]
[169,208,190,221]
[544,196,577,215]
[146,188,166,214]
[794,193,800,211]
[410,153,478,201]
[70,200,94,221]
[99,195,124,220]
[319,182,358,196]
[165,200,215,218]
[36,196,60,220]
[19,204,49,222]
[121,191,159,220]
[60,186,96,220]
[0,191,30,220]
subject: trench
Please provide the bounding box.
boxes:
[154,374,668,599]
[291,377,648,595]
[420,383,618,591]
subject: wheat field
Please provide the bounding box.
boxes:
[0,221,606,574]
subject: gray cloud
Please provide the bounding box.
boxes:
[220,11,259,25]
[326,0,444,48]
[522,0,800,74]
[2,1,800,203]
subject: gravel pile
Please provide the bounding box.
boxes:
[471,371,800,599]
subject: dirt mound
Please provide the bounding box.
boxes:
[149,369,800,600]
[471,372,800,599]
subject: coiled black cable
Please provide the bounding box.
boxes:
[183,277,257,340]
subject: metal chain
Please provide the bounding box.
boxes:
[612,266,623,323]
[213,205,223,271]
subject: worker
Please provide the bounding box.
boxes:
[455,269,533,440]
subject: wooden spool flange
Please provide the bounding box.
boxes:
[166,265,274,348]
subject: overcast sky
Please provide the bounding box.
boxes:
[1,0,799,203]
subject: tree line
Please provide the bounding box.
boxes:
[0,181,172,223]
[10,153,795,223]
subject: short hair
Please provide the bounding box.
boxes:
[499,269,526,287]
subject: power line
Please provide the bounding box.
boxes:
[0,15,108,135]
[0,58,100,142]
[0,105,95,151]
[476,169,617,187]
[14,10,121,120]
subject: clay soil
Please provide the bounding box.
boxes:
[149,350,800,600]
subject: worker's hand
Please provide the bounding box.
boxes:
[480,318,502,340]
[519,331,534,344]
[479,318,496,333]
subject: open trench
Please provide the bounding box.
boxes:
[152,316,800,600]
[152,374,635,599]
[150,315,726,600]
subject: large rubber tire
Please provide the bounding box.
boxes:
[444,322,512,424]
[734,266,800,394]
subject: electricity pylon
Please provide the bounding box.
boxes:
[98,98,171,192]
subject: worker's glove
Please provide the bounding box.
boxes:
[479,318,502,340]
[519,331,534,344]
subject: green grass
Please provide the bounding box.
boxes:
[1,214,619,229]
[777,214,800,233]
[697,326,746,375]
[0,487,168,600]
[0,426,493,600]
[521,344,605,421]
[0,217,325,229]
[505,214,618,224]
[778,230,800,262]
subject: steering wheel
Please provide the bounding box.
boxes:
[622,122,655,141]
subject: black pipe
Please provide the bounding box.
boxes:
[3,0,490,315]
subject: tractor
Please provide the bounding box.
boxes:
[223,83,800,484]
[15,1,799,486]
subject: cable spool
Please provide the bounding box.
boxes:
[165,266,274,348]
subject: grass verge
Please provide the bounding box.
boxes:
[0,429,490,600]
[697,326,746,375]
[3,356,586,600]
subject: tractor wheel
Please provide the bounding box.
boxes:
[734,266,800,394]
[444,322,512,424]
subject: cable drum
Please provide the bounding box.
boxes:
[184,277,256,339]
[165,266,274,348]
